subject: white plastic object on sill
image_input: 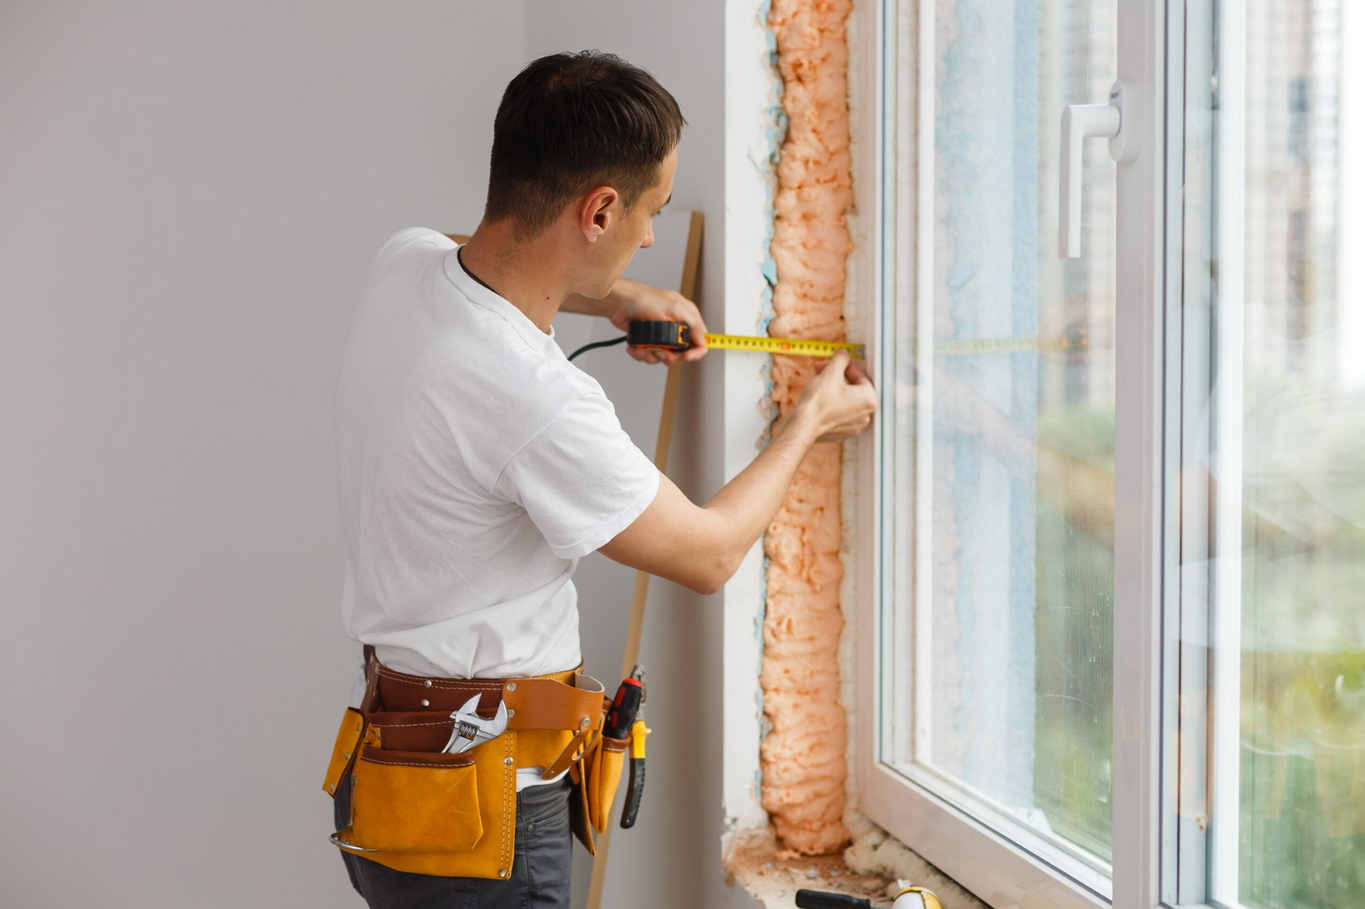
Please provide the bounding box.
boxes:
[1059,81,1140,258]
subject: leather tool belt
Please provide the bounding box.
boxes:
[323,648,631,879]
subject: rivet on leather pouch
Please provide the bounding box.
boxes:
[323,708,365,797]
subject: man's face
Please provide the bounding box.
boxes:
[586,147,677,297]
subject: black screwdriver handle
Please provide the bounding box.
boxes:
[795,891,873,909]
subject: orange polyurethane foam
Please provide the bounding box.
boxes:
[760,0,855,857]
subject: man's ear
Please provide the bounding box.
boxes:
[578,186,619,241]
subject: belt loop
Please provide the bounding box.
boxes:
[360,646,380,716]
[540,723,598,780]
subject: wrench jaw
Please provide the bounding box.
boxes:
[443,694,510,754]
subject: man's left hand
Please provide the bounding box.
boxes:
[607,279,708,365]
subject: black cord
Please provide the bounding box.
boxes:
[567,335,628,362]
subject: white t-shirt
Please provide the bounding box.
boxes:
[335,228,658,746]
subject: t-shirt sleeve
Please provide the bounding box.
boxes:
[495,393,660,560]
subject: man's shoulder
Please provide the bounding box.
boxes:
[382,226,452,253]
[373,227,452,269]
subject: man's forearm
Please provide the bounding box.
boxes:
[598,351,871,594]
[699,410,820,572]
[560,278,655,319]
[597,404,849,594]
[560,292,615,318]
[561,277,645,318]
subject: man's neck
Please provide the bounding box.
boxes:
[458,223,570,334]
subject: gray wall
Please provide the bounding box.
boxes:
[0,2,528,906]
[1,2,754,908]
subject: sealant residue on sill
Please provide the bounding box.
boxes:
[726,815,989,909]
[726,828,891,909]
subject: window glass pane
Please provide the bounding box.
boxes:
[883,0,1116,876]
[1238,1,1364,905]
[1177,1,1365,907]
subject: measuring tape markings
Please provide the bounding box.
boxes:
[698,334,1087,358]
[617,321,1088,360]
[701,333,864,358]
[624,321,862,359]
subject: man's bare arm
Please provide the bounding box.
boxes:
[559,293,614,318]
[599,352,876,594]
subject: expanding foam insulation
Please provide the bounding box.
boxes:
[760,0,854,856]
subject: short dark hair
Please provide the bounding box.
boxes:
[484,51,685,239]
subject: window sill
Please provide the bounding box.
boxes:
[724,814,988,909]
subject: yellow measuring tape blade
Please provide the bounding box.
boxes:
[701,333,864,358]
[692,333,1084,359]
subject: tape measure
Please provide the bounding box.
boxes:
[626,321,863,358]
[569,321,1083,364]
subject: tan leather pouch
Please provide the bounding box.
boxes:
[323,708,365,797]
[571,761,596,855]
[339,746,483,853]
[327,664,608,877]
[586,734,630,834]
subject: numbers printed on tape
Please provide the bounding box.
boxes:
[615,321,1088,362]
[695,334,1086,358]
[702,333,864,358]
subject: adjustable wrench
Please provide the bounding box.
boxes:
[442,695,509,754]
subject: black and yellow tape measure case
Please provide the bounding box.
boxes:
[625,321,692,351]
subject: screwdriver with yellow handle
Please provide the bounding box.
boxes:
[566,320,864,362]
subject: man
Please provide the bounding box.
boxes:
[330,51,876,909]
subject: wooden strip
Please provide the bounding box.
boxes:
[588,210,703,909]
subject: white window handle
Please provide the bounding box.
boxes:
[1059,82,1140,258]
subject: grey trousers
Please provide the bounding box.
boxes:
[334,770,573,909]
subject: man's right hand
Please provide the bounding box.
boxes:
[791,350,878,443]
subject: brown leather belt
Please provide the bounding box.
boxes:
[374,662,536,713]
[361,649,607,772]
[373,661,588,716]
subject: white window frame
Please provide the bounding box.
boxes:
[852,1,1174,908]
[1165,1,1246,905]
